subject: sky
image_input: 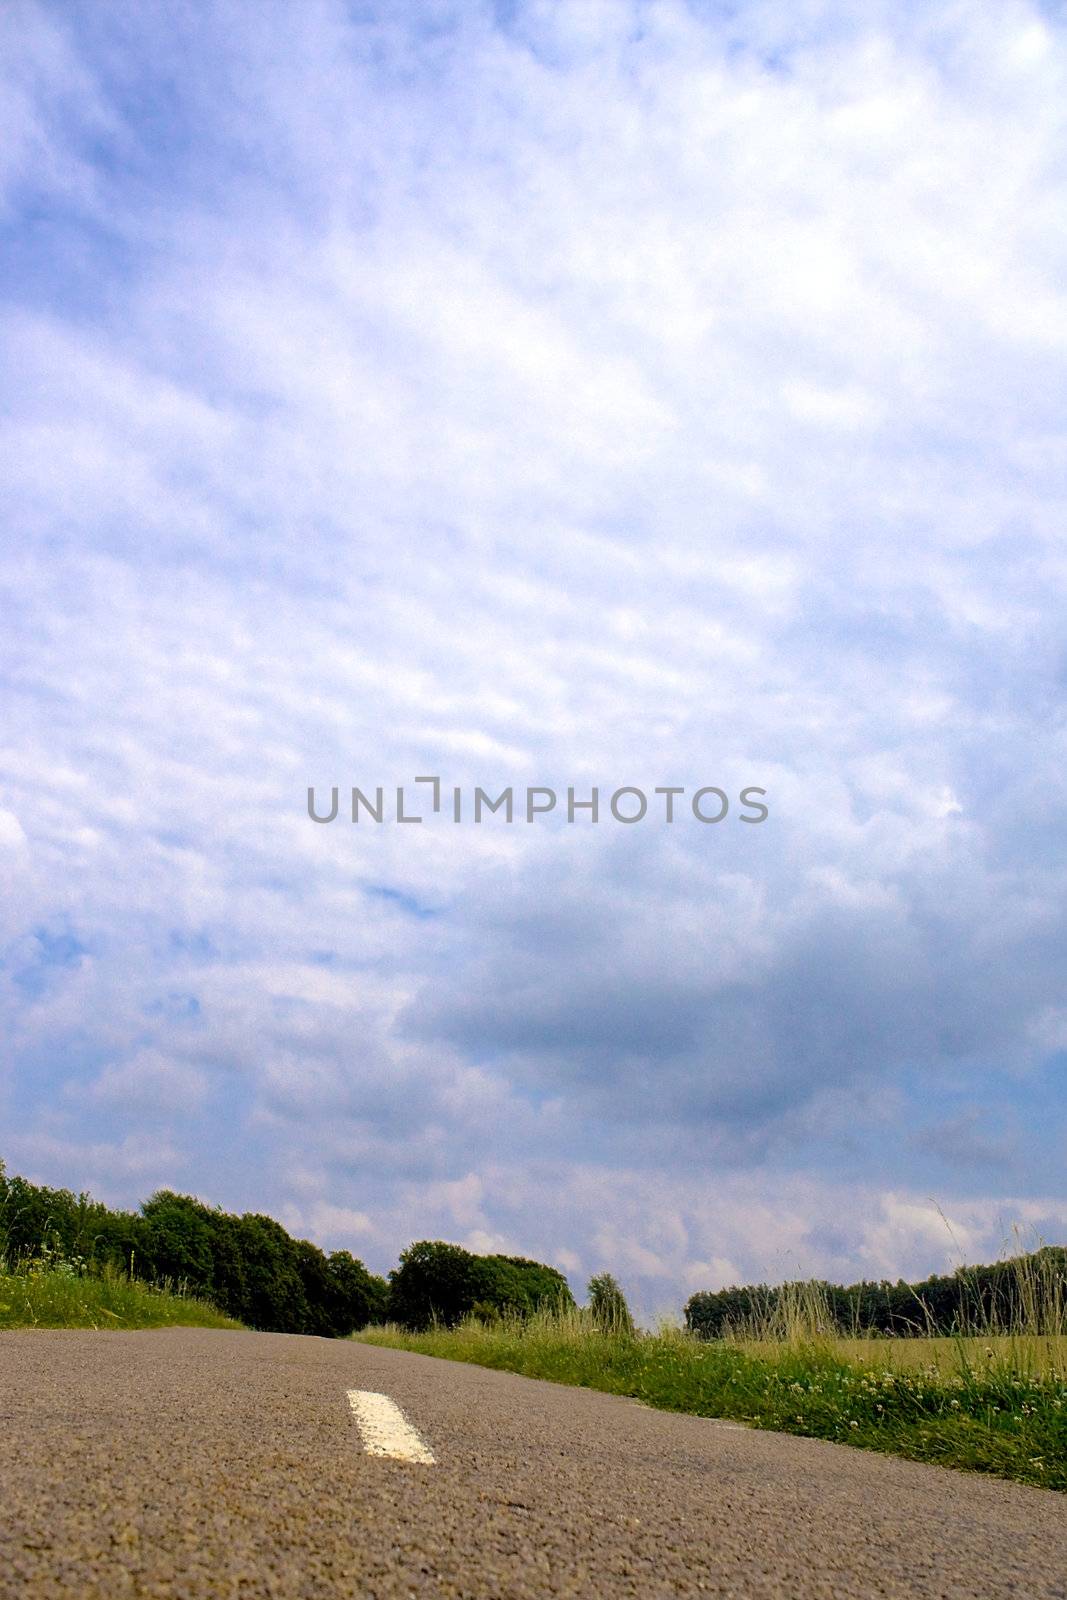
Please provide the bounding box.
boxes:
[2,0,1067,1321]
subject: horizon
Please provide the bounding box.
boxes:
[6,1150,1061,1322]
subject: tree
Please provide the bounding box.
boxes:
[387,1241,494,1330]
[326,1250,389,1334]
[0,1156,386,1337]
[387,1241,574,1330]
[587,1272,635,1336]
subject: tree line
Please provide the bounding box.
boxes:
[0,1159,574,1336]
[684,1249,1067,1339]
[21,1152,1057,1343]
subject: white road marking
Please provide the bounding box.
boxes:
[346,1390,436,1464]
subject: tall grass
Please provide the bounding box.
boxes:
[986,1232,1067,1338]
[715,1240,1067,1347]
[719,1278,844,1343]
[0,1260,240,1331]
[362,1303,1067,1491]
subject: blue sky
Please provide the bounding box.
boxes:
[2,0,1067,1319]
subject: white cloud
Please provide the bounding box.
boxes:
[86,1049,209,1116]
[0,809,26,848]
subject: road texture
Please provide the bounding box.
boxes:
[3,1328,1066,1599]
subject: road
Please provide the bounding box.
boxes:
[2,1327,1065,1599]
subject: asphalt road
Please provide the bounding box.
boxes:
[3,1328,1066,1599]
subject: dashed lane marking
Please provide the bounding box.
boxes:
[346,1390,436,1464]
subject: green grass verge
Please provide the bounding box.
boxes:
[0,1266,241,1331]
[361,1315,1067,1491]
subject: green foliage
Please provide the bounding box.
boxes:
[0,1262,239,1330]
[387,1239,574,1330]
[587,1271,635,1336]
[0,1161,142,1271]
[387,1241,487,1330]
[327,1249,390,1331]
[490,1253,576,1318]
[0,1159,388,1338]
[684,1248,1067,1341]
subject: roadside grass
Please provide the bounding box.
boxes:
[361,1306,1067,1491]
[0,1262,240,1331]
[719,1270,1067,1376]
[748,1332,1067,1375]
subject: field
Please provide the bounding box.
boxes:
[361,1309,1067,1491]
[0,1264,241,1331]
[758,1332,1067,1375]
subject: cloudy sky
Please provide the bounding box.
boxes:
[3,0,1067,1319]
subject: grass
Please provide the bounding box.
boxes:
[754,1332,1067,1374]
[0,1262,240,1331]
[361,1306,1067,1491]
[714,1269,1067,1377]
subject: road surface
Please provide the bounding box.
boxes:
[2,1327,1065,1598]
